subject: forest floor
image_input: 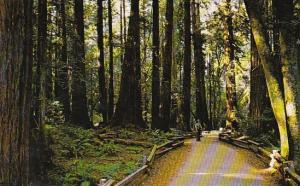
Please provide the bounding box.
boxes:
[141,133,282,186]
[45,124,181,186]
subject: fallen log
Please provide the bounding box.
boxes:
[99,133,118,139]
[103,138,153,148]
[115,165,148,186]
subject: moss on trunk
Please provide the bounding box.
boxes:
[244,0,289,158]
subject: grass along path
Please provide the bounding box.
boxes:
[141,133,281,186]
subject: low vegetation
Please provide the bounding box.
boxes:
[45,123,179,185]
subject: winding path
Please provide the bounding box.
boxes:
[141,133,281,186]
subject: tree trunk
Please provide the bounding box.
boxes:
[296,9,300,161]
[160,0,174,131]
[111,0,146,128]
[215,47,223,126]
[35,0,47,134]
[120,0,124,64]
[183,0,192,131]
[97,0,107,124]
[71,0,91,127]
[192,1,210,130]
[54,0,60,99]
[123,0,127,42]
[223,0,237,129]
[274,0,300,170]
[141,0,148,123]
[46,7,53,100]
[57,0,70,122]
[134,0,144,128]
[249,34,268,130]
[296,0,300,72]
[244,0,289,158]
[0,0,32,184]
[208,53,213,128]
[108,0,114,120]
[151,0,160,129]
[30,0,51,180]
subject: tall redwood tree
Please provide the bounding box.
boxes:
[97,0,108,124]
[160,0,174,131]
[71,0,91,127]
[151,0,160,129]
[192,1,211,129]
[111,0,146,127]
[0,0,33,184]
[183,0,192,131]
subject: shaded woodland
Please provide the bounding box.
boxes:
[1,0,300,185]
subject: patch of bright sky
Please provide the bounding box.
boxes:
[202,0,220,20]
[200,0,220,36]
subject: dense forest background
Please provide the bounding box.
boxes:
[1,0,300,185]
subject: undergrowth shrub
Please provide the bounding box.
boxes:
[45,101,64,124]
[145,130,169,144]
[47,124,148,185]
[101,141,121,155]
[118,129,136,139]
[126,146,143,153]
[61,160,139,186]
[48,124,97,158]
[240,110,279,147]
[64,160,94,185]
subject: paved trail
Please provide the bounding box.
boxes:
[141,134,281,186]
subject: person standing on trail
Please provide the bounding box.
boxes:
[195,120,203,141]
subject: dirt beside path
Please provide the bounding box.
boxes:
[141,134,282,186]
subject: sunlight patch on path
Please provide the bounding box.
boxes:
[186,172,263,180]
[141,135,280,186]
